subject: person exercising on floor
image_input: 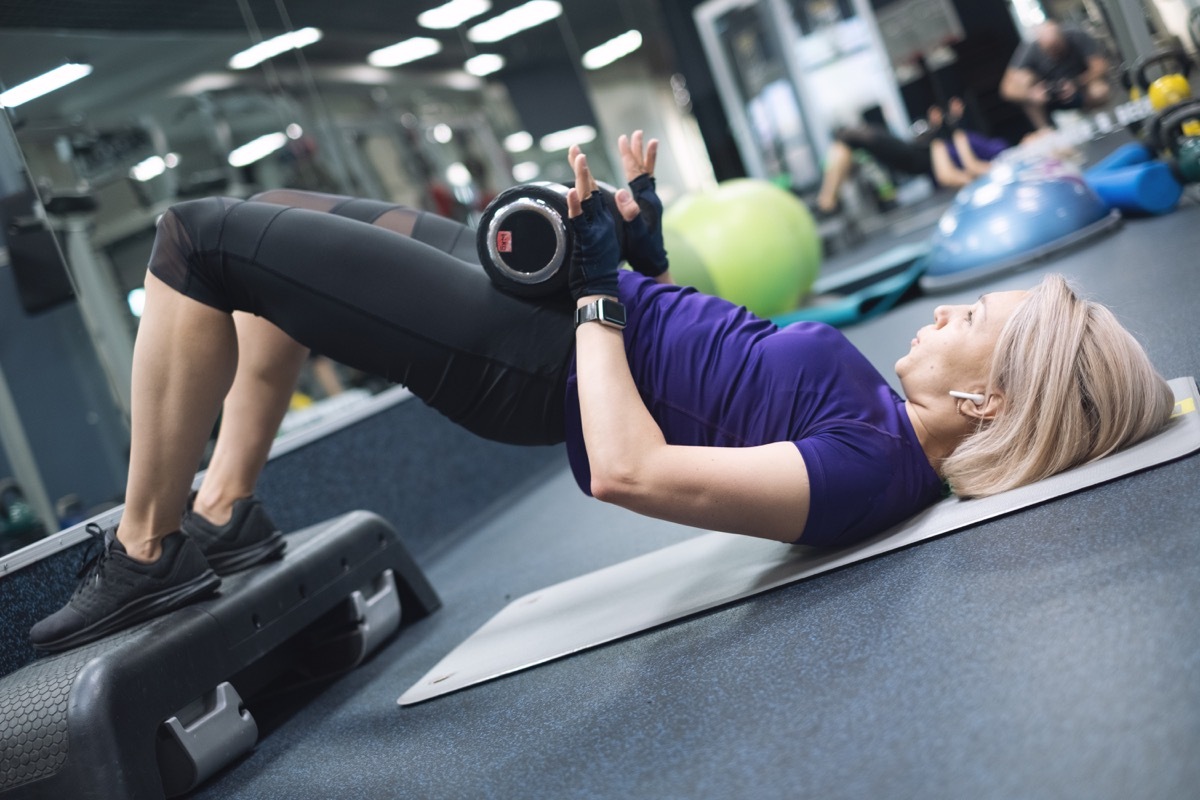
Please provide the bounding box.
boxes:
[31,129,1173,653]
[815,99,1009,216]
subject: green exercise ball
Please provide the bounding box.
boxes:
[662,179,821,318]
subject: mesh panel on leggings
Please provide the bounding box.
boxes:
[0,630,138,791]
[250,188,422,237]
[147,197,242,312]
[146,206,196,297]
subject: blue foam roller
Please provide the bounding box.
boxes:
[1086,142,1153,174]
[1084,160,1183,215]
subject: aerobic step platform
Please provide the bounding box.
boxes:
[0,511,439,800]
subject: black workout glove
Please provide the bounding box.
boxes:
[568,192,622,301]
[621,173,669,278]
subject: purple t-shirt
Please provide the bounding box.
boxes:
[947,131,1010,168]
[563,271,944,548]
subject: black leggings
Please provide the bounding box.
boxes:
[147,190,576,445]
[835,125,933,177]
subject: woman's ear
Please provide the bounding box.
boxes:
[958,391,1003,421]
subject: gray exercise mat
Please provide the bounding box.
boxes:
[399,377,1200,706]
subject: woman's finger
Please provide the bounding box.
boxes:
[618,134,637,181]
[572,152,593,204]
[566,186,582,219]
[614,188,640,222]
[644,138,658,176]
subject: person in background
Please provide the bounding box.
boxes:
[815,99,1009,216]
[1000,20,1112,131]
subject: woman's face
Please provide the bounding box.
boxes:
[895,290,1028,401]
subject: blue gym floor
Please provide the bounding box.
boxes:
[195,182,1200,800]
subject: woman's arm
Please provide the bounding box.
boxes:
[951,130,993,177]
[929,139,974,189]
[567,149,810,543]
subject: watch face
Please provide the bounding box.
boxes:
[601,299,627,326]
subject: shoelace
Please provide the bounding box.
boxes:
[73,522,113,597]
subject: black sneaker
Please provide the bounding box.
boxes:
[30,523,220,653]
[182,493,286,575]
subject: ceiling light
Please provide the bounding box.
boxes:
[467,0,562,44]
[228,28,323,70]
[432,124,454,143]
[419,0,492,29]
[0,63,93,108]
[130,155,167,182]
[512,161,540,182]
[465,54,505,76]
[229,132,289,168]
[368,37,443,68]
[582,30,643,70]
[539,124,596,152]
[504,131,533,153]
[446,162,473,186]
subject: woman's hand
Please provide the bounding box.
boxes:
[564,151,621,301]
[567,130,670,280]
[616,130,669,278]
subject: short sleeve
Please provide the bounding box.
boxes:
[794,425,898,548]
[1066,27,1099,58]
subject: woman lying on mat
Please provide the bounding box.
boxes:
[815,99,1009,216]
[31,130,1173,652]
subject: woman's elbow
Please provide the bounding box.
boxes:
[589,459,644,506]
[589,473,632,506]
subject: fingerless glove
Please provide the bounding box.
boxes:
[622,173,669,277]
[568,193,621,300]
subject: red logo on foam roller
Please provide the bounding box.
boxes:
[497,231,513,252]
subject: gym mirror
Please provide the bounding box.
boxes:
[0,0,682,566]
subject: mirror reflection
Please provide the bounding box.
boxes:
[0,0,695,554]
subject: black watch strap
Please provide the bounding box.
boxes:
[574,297,627,330]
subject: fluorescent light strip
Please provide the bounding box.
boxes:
[419,0,492,29]
[539,124,596,152]
[130,155,167,182]
[0,63,93,108]
[229,27,323,70]
[503,131,533,153]
[229,132,289,168]
[368,37,443,68]
[467,0,562,43]
[582,29,643,70]
[512,161,540,182]
[465,53,505,76]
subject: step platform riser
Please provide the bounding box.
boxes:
[0,511,438,800]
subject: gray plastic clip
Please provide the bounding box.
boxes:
[349,568,402,664]
[157,682,257,797]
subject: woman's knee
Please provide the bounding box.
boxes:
[148,198,242,312]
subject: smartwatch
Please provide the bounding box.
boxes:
[574,297,627,330]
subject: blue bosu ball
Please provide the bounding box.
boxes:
[920,156,1121,292]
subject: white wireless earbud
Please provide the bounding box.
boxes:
[949,390,986,404]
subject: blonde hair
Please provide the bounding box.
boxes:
[943,274,1174,497]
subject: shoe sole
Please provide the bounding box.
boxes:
[205,531,287,575]
[31,570,222,653]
